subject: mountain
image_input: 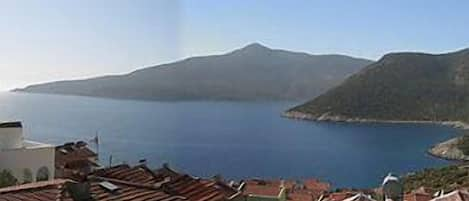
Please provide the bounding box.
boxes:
[14,43,372,101]
[286,48,469,123]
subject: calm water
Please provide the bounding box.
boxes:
[0,92,459,188]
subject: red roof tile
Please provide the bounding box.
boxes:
[87,177,186,201]
[55,141,99,181]
[245,179,282,187]
[304,179,330,193]
[0,178,187,201]
[283,180,297,191]
[325,192,357,201]
[243,185,282,197]
[0,179,74,201]
[289,192,314,201]
[413,187,437,196]
[93,164,159,185]
[154,170,238,201]
[92,164,240,201]
[289,189,324,201]
[56,142,98,166]
[405,192,432,201]
[431,190,469,201]
[243,180,284,197]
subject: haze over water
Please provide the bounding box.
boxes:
[0,92,458,188]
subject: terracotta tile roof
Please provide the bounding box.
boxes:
[161,175,228,201]
[92,164,240,201]
[303,179,330,193]
[87,177,186,201]
[64,159,100,169]
[323,192,357,201]
[431,190,469,201]
[0,163,240,201]
[413,187,437,196]
[405,192,432,201]
[243,180,284,197]
[288,192,315,201]
[283,180,297,191]
[0,158,243,201]
[0,179,74,201]
[245,179,282,187]
[0,178,187,201]
[55,142,98,167]
[289,189,324,201]
[153,165,240,201]
[243,185,283,197]
[55,142,100,181]
[243,178,329,200]
[93,164,159,185]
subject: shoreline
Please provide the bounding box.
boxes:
[282,111,469,129]
[282,110,469,161]
[427,136,469,162]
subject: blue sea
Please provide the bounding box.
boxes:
[0,92,459,188]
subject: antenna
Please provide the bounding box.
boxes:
[95,131,99,161]
[109,155,113,167]
[89,131,100,161]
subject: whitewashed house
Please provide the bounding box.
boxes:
[0,122,55,183]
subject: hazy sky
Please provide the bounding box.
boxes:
[2,0,469,90]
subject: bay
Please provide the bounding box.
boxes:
[0,92,458,188]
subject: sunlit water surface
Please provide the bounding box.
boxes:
[0,92,459,188]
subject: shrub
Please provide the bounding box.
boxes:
[0,169,18,188]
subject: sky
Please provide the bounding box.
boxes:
[1,0,469,90]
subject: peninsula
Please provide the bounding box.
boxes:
[14,43,372,101]
[285,48,469,126]
[428,134,469,161]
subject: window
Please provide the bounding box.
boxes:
[36,166,50,181]
[22,168,33,183]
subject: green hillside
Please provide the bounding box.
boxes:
[288,48,469,122]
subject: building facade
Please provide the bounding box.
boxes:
[0,122,55,183]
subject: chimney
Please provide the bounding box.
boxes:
[0,121,24,150]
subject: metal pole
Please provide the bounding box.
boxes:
[96,131,100,162]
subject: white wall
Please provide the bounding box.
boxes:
[0,127,23,150]
[0,145,55,183]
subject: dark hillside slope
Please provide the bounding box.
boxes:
[15,43,372,101]
[287,48,469,122]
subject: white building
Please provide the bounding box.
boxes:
[0,122,55,183]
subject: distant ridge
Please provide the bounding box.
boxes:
[14,43,372,101]
[286,47,469,124]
